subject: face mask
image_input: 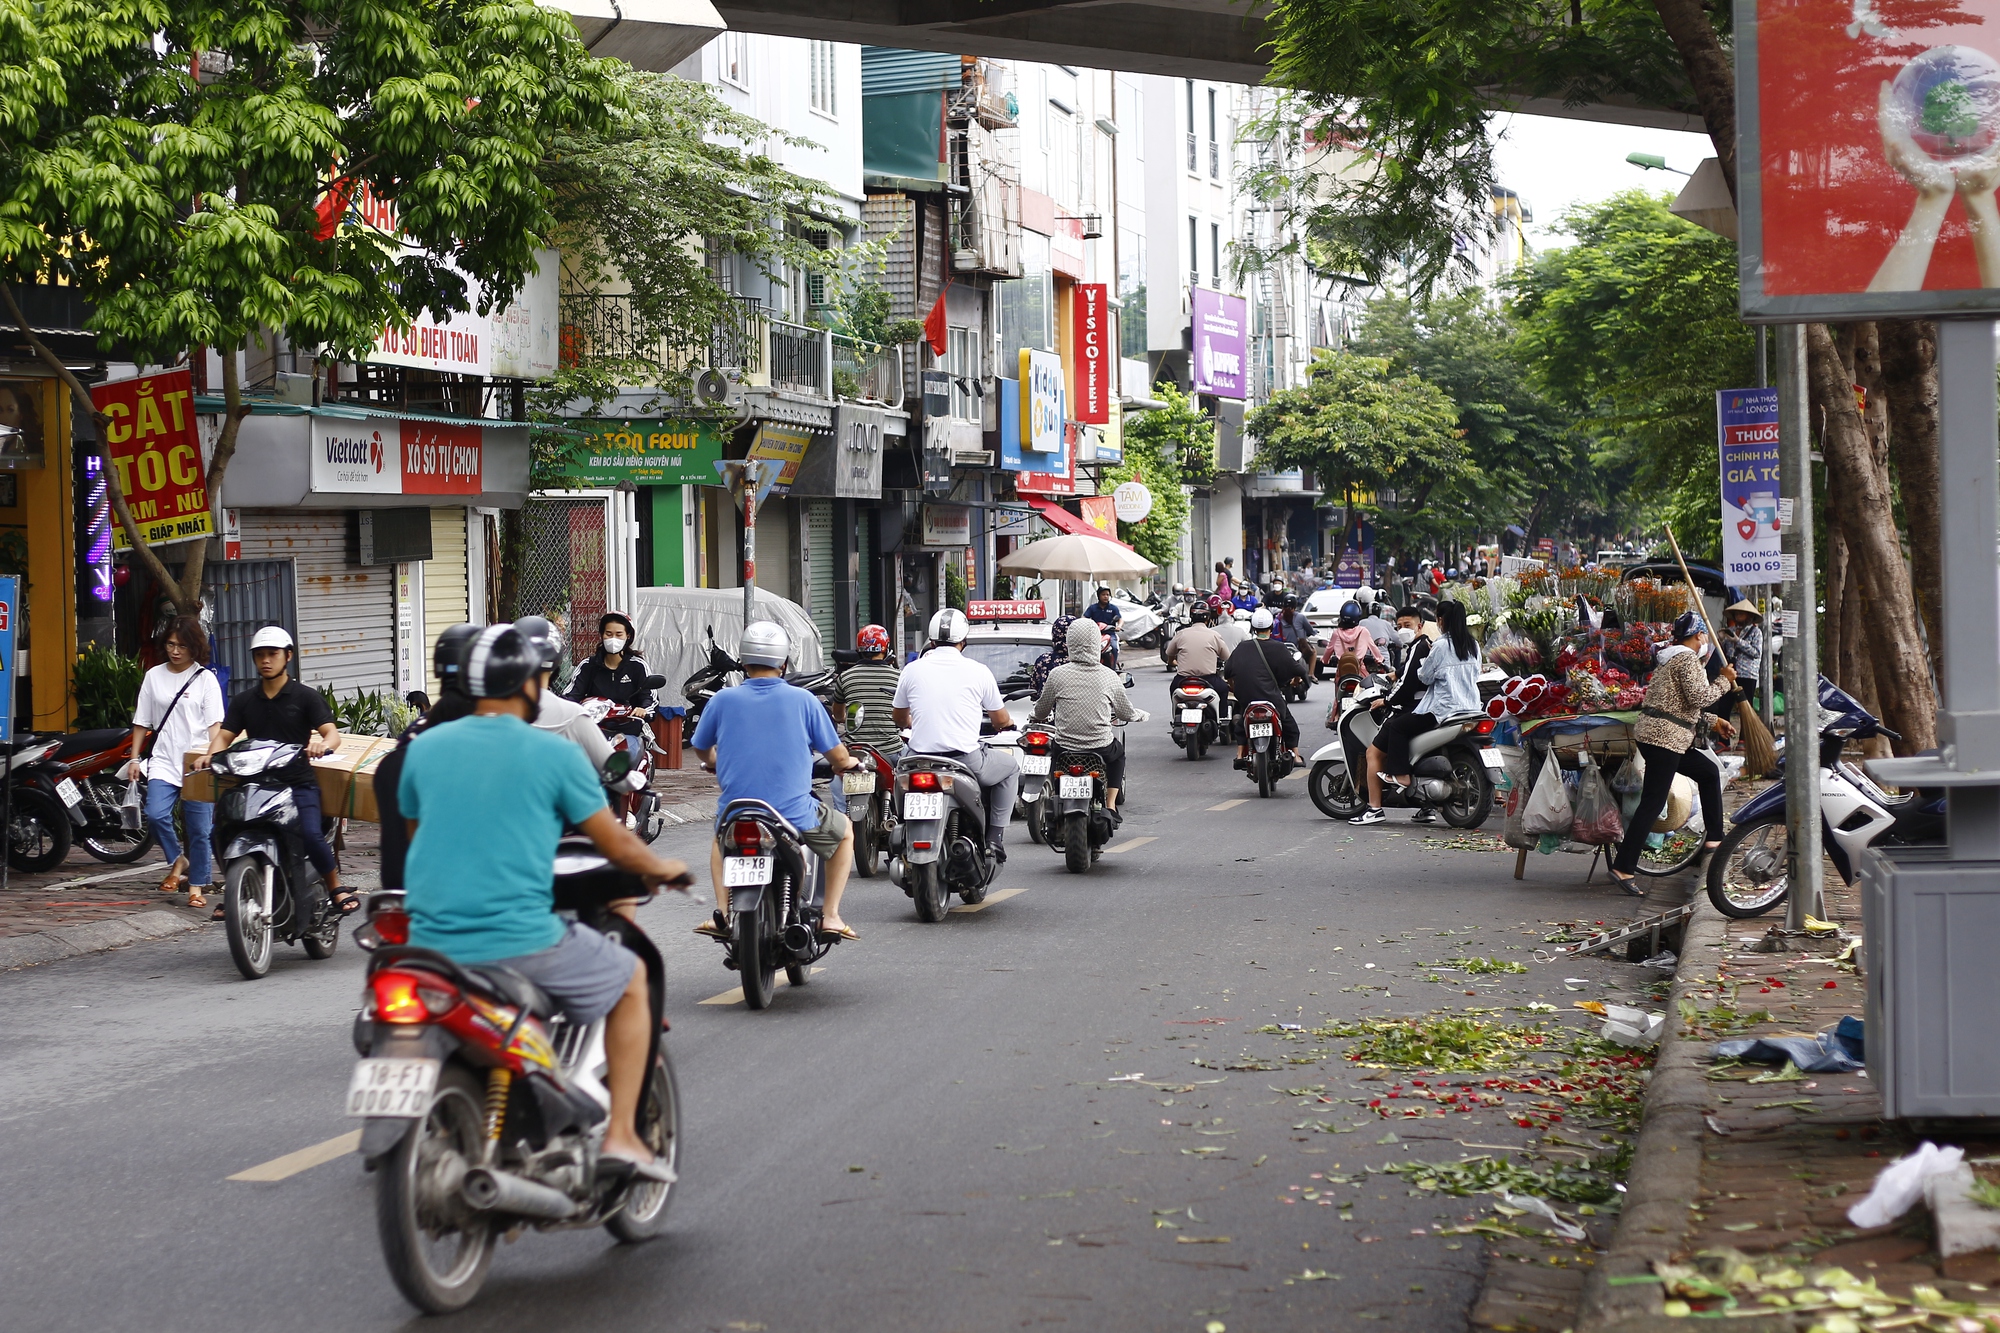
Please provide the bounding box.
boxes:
[602,637,626,655]
[1396,627,1417,645]
[1699,641,1713,662]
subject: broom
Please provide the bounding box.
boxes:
[1663,524,1779,777]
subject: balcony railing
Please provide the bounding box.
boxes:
[1208,140,1220,179]
[831,335,904,404]
[559,292,765,378]
[767,318,829,398]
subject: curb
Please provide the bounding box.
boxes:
[1575,891,1730,1332]
[0,907,208,972]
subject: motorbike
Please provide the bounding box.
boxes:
[51,728,158,863]
[1169,675,1228,760]
[3,735,76,872]
[1027,728,1123,874]
[890,746,1002,921]
[680,627,740,733]
[711,781,845,1008]
[842,735,898,879]
[1706,676,1945,919]
[1239,699,1298,798]
[1307,681,1498,827]
[208,739,342,979]
[1112,589,1166,651]
[349,825,681,1312]
[579,679,669,841]
[1279,641,1312,703]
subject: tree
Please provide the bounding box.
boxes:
[0,0,617,614]
[1103,383,1199,570]
[1246,350,1467,553]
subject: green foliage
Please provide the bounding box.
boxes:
[1507,193,1754,559]
[318,687,415,739]
[944,561,968,611]
[832,282,924,350]
[0,526,25,576]
[1318,1014,1549,1071]
[1383,1152,1620,1205]
[72,644,144,729]
[1105,383,1200,571]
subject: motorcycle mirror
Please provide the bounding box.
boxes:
[602,750,633,783]
[644,674,667,689]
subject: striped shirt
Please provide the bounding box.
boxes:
[832,660,904,756]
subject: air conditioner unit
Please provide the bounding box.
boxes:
[693,366,744,408]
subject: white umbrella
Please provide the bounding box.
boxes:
[996,533,1158,580]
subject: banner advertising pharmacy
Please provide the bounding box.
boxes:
[1716,387,1784,581]
[564,420,727,486]
[1190,287,1246,399]
[90,370,211,549]
[1738,0,2000,320]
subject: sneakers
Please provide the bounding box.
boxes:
[1410,807,1438,825]
[1349,807,1387,825]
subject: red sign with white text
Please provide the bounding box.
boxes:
[399,420,483,495]
[967,600,1047,621]
[1073,283,1110,423]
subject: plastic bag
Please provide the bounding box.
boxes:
[121,776,145,832]
[1569,756,1624,845]
[1847,1142,1965,1229]
[1496,745,1534,851]
[1521,755,1574,837]
[1609,753,1644,793]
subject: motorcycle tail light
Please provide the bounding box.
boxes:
[1474,718,1496,735]
[370,908,410,946]
[731,819,767,855]
[1178,685,1203,695]
[1068,763,1086,776]
[1022,730,1050,753]
[371,970,457,1024]
[912,840,933,851]
[909,771,940,791]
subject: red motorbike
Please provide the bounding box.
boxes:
[840,741,899,877]
[580,692,667,841]
[39,728,157,864]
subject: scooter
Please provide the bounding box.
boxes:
[1307,681,1498,828]
[51,729,158,863]
[1705,676,1945,919]
[890,746,1002,922]
[708,783,845,1008]
[3,736,75,872]
[208,739,343,979]
[842,735,898,878]
[1032,727,1125,873]
[1169,675,1228,760]
[579,678,669,841]
[680,627,739,733]
[1239,699,1297,798]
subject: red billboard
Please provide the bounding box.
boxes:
[91,370,211,549]
[1073,283,1110,423]
[399,420,483,495]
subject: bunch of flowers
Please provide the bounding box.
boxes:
[1605,626,1663,676]
[1486,642,1545,677]
[1487,673,1574,720]
[1564,657,1640,712]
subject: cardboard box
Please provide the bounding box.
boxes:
[182,732,399,822]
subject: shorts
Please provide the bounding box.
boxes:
[487,922,639,1025]
[801,800,851,860]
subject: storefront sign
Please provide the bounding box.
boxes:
[401,420,483,495]
[1738,2,2000,320]
[921,505,972,547]
[1016,419,1075,496]
[92,369,211,549]
[564,419,727,487]
[748,422,813,496]
[1716,387,1784,581]
[0,574,14,741]
[967,599,1046,620]
[1074,284,1110,423]
[1020,349,1064,453]
[1333,550,1373,588]
[1078,495,1117,537]
[1190,288,1246,399]
[1112,480,1154,523]
[310,417,483,496]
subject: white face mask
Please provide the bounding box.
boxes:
[1396,627,1417,645]
[603,637,627,655]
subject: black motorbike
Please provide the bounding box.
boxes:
[208,739,341,979]
[350,831,681,1313]
[1035,735,1120,874]
[680,627,740,734]
[3,736,76,872]
[1239,699,1298,799]
[890,749,999,921]
[709,784,845,1008]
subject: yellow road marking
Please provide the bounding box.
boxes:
[697,966,824,1005]
[1207,799,1248,811]
[951,886,1029,914]
[1104,837,1157,854]
[229,1130,362,1182]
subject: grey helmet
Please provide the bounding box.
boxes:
[739,621,791,669]
[512,615,564,673]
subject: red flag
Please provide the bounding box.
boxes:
[314,176,356,241]
[923,289,948,357]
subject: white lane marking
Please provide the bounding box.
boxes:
[697,966,824,1005]
[1103,837,1157,854]
[952,886,1029,914]
[1207,799,1248,811]
[229,1130,362,1182]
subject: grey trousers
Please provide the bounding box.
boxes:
[921,746,1019,844]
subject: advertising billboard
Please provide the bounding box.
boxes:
[1073,283,1111,423]
[1190,287,1247,399]
[562,419,727,487]
[1716,387,1784,581]
[1020,349,1064,452]
[91,370,211,549]
[1739,0,2000,320]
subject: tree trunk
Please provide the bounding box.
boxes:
[1823,516,1847,700]
[1804,323,1938,753]
[1875,319,1945,692]
[1650,0,1739,199]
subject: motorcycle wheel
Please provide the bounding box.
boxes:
[375,1062,496,1314]
[606,1052,683,1242]
[1064,812,1091,874]
[5,787,71,872]
[80,778,157,862]
[854,801,879,878]
[1705,817,1790,918]
[1309,762,1368,820]
[786,957,810,987]
[1634,808,1708,878]
[1255,750,1273,799]
[912,860,951,923]
[1440,748,1495,829]
[303,901,340,960]
[1026,800,1046,844]
[737,900,777,1009]
[223,858,276,980]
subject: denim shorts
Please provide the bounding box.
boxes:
[488,922,639,1025]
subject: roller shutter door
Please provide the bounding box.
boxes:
[806,499,834,652]
[857,510,875,627]
[238,508,395,697]
[424,507,469,696]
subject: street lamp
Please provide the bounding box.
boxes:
[1626,151,1690,176]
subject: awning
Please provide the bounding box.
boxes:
[1028,498,1132,550]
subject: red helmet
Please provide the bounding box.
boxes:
[856,624,891,656]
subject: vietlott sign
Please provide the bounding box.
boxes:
[564,419,728,486]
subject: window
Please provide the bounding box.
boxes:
[997,231,1053,361]
[1188,216,1199,290]
[947,327,979,421]
[1049,104,1077,209]
[1185,80,1197,173]
[718,32,749,89]
[808,42,837,117]
[1207,89,1220,179]
[1211,223,1221,288]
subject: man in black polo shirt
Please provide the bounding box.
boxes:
[198,626,349,915]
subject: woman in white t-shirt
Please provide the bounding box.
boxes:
[124,618,227,906]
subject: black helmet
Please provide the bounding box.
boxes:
[1282,592,1301,610]
[1338,601,1361,628]
[462,624,539,700]
[432,624,480,695]
[513,615,564,673]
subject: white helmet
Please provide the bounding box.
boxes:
[1250,608,1275,631]
[250,625,294,651]
[739,621,791,669]
[1356,587,1376,607]
[928,607,970,645]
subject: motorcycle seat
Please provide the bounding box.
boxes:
[57,727,130,758]
[465,964,559,1020]
[1438,711,1487,727]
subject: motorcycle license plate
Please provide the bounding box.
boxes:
[1180,708,1204,724]
[1019,754,1051,776]
[904,792,945,820]
[1058,775,1093,800]
[346,1057,439,1118]
[1478,748,1504,770]
[55,778,83,809]
[723,856,772,887]
[841,771,876,795]
[1248,723,1275,738]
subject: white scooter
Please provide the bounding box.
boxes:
[1307,679,1498,827]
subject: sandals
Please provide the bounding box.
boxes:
[1608,870,1647,897]
[331,891,362,916]
[186,887,209,910]
[819,923,861,942]
[693,914,729,940]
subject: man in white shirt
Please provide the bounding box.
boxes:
[892,608,1019,861]
[1215,608,1252,654]
[514,616,613,771]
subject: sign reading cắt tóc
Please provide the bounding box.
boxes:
[91,369,211,549]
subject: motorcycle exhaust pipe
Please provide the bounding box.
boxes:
[782,922,817,952]
[1415,778,1453,804]
[461,1166,578,1221]
[888,857,907,886]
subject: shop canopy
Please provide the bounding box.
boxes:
[1027,498,1132,549]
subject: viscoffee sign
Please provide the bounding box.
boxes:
[1073,284,1110,424]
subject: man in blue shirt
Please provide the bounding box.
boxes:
[399,624,691,1181]
[691,622,863,940]
[1083,586,1122,667]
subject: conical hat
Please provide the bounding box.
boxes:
[1725,599,1762,619]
